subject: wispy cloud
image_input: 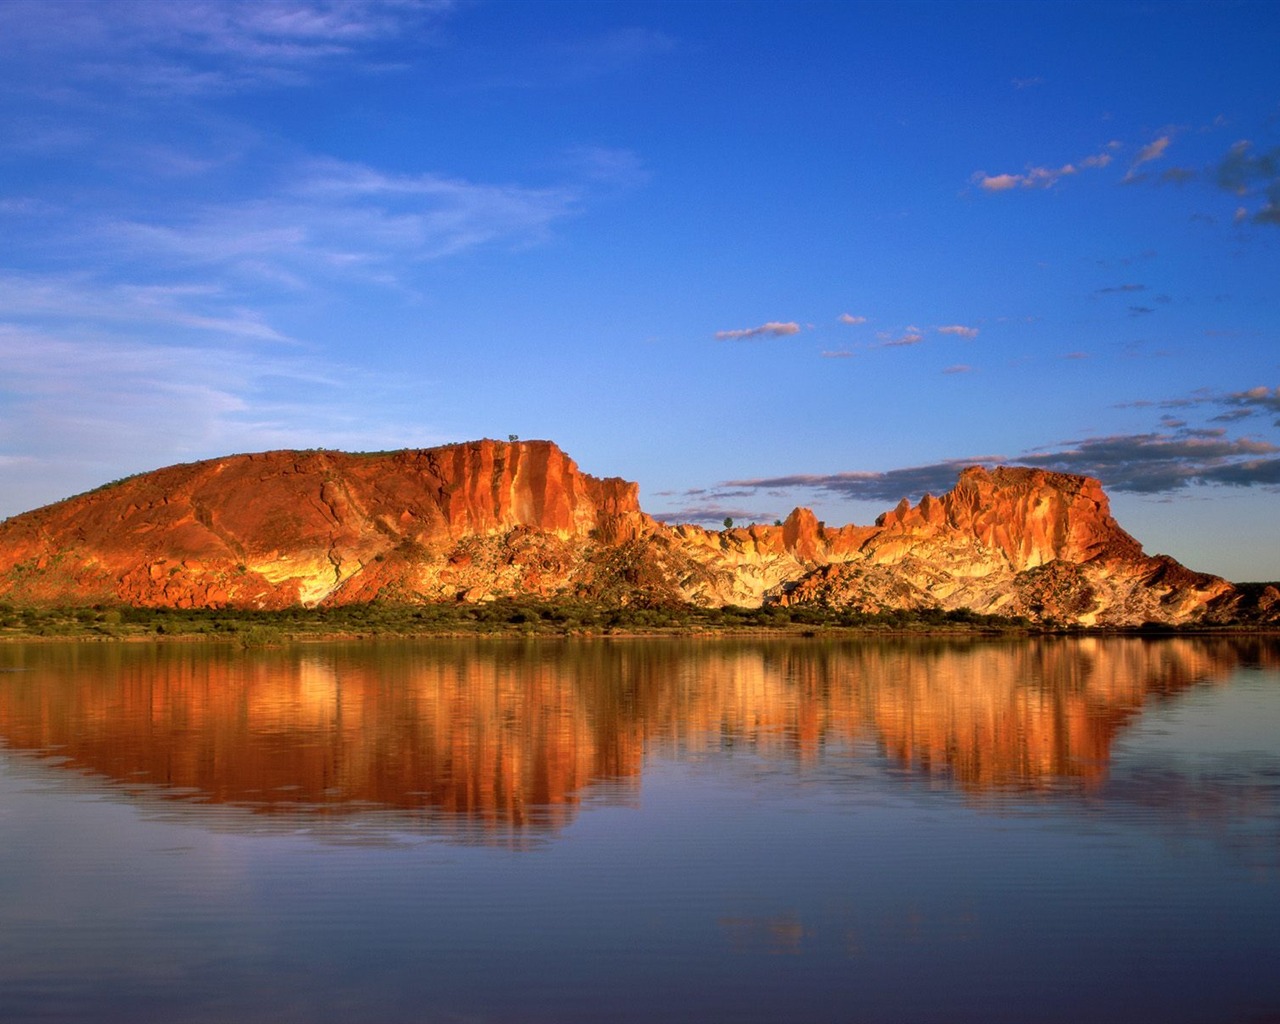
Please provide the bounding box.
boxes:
[973,148,1113,192]
[724,462,983,505]
[724,429,1280,504]
[715,321,801,341]
[937,324,978,339]
[821,350,855,359]
[1217,385,1280,424]
[0,319,447,517]
[1124,135,1172,182]
[942,364,972,375]
[102,158,579,286]
[1216,140,1280,225]
[1017,429,1279,492]
[0,0,454,96]
[1161,166,1197,185]
[1095,283,1146,294]
[650,505,777,526]
[561,145,650,189]
[648,486,778,525]
[838,313,867,325]
[0,274,291,342]
[557,26,678,79]
[719,386,1280,504]
[878,327,924,348]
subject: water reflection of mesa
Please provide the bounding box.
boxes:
[0,638,1272,828]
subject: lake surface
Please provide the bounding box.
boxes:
[1,635,1277,1024]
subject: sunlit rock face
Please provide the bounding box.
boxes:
[0,441,1264,625]
[0,440,650,609]
[757,466,1240,626]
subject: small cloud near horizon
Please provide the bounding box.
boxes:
[715,386,1280,504]
[650,505,779,526]
[715,321,801,341]
[1096,283,1146,294]
[879,327,924,347]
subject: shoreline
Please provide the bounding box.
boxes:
[4,595,1276,645]
[3,622,1278,646]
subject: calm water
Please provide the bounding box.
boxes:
[1,636,1277,1024]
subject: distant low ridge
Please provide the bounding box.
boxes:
[0,439,1275,626]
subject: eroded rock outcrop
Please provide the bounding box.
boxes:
[0,440,649,609]
[0,440,1268,625]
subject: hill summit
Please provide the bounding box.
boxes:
[0,439,1272,625]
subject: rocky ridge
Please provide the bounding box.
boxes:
[0,439,1273,625]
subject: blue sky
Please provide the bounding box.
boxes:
[1,0,1278,580]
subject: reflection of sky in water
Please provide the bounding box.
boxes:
[0,638,1278,1024]
[1119,668,1280,756]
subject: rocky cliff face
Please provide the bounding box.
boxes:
[0,440,1269,625]
[0,440,648,609]
[653,464,1251,624]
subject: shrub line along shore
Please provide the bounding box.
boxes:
[1,599,1275,645]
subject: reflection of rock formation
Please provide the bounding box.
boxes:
[852,638,1250,791]
[0,643,637,832]
[0,638,1274,831]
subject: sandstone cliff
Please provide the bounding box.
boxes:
[0,440,1270,625]
[0,440,648,609]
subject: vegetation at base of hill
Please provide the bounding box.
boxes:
[0,598,1050,642]
[0,597,1267,642]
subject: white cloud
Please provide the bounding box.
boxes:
[715,321,801,341]
[937,324,979,339]
[978,173,1021,192]
[838,313,867,325]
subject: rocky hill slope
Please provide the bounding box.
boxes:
[0,439,1273,625]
